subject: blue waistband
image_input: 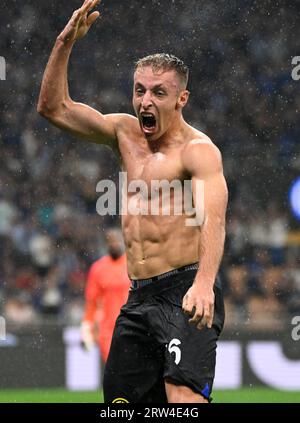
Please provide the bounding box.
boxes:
[130,262,199,289]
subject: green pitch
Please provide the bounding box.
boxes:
[0,389,299,403]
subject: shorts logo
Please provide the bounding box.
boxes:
[168,338,181,365]
[112,397,129,403]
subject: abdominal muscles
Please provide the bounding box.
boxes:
[122,212,200,279]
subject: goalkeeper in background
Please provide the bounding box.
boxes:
[81,228,130,363]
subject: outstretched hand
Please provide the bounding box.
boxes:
[58,0,101,45]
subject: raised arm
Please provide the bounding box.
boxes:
[37,0,120,148]
[181,139,228,330]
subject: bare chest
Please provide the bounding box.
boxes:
[119,138,187,187]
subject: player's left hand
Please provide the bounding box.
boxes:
[182,284,215,330]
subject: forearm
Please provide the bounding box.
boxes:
[37,37,74,116]
[194,218,226,287]
[84,299,98,323]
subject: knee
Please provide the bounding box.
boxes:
[165,381,208,403]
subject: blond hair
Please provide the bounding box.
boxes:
[135,53,189,89]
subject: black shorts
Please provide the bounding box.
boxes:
[103,264,225,403]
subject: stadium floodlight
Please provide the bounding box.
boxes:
[289,177,300,220]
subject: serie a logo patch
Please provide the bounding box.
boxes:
[112,397,129,403]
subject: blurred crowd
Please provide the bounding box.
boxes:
[0,0,300,329]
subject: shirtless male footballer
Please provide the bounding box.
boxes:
[38,0,228,403]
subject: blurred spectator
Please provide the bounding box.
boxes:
[39,267,63,315]
[4,294,39,326]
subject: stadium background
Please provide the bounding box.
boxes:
[0,0,300,402]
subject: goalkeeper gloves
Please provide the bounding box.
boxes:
[80,320,95,352]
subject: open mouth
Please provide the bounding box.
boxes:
[141,113,157,131]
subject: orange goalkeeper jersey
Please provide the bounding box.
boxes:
[83,254,130,361]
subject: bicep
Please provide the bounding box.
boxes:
[185,143,228,224]
[193,172,228,223]
[50,100,120,148]
[183,138,228,225]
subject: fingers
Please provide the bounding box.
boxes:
[188,306,203,325]
[196,303,213,330]
[87,11,100,27]
[183,295,204,325]
[183,295,214,330]
[182,294,192,315]
[207,302,214,328]
[81,0,101,14]
[81,0,94,13]
[72,0,101,25]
